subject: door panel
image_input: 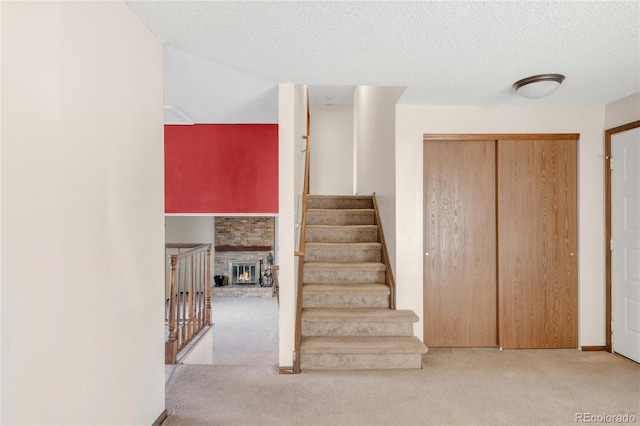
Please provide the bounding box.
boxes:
[424,140,497,347]
[612,127,640,362]
[497,139,577,348]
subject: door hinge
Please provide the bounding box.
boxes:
[610,238,613,251]
[610,157,614,170]
[611,320,614,332]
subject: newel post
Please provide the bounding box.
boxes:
[165,255,178,364]
[205,248,212,325]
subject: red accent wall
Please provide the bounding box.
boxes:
[165,124,278,214]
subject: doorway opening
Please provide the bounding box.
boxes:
[165,215,279,368]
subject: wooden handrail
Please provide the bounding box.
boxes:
[372,196,396,309]
[165,243,212,364]
[166,243,211,259]
[165,243,205,249]
[293,88,311,374]
[294,139,310,373]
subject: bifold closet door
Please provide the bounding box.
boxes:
[424,140,497,347]
[497,138,578,349]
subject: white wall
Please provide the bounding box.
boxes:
[309,104,354,195]
[354,86,406,273]
[278,84,307,367]
[0,3,3,417]
[396,104,606,347]
[605,92,640,129]
[164,45,278,124]
[1,2,164,424]
[165,216,215,244]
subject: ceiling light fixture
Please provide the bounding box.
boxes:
[513,73,565,99]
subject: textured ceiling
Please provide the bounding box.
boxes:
[128,1,640,105]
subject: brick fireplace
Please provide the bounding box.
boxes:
[214,217,275,286]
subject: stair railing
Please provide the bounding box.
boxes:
[293,91,311,374]
[165,243,212,364]
[372,196,396,309]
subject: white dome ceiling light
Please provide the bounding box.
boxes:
[513,74,566,99]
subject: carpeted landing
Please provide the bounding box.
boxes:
[164,348,639,425]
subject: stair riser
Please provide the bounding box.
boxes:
[307,211,375,226]
[304,269,385,284]
[303,293,390,309]
[301,353,423,370]
[307,198,373,210]
[306,227,378,243]
[302,321,414,337]
[305,246,381,263]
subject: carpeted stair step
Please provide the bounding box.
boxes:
[305,242,381,263]
[307,195,373,210]
[307,209,375,226]
[302,309,417,337]
[306,225,378,243]
[300,336,428,370]
[302,283,390,309]
[304,262,386,284]
[298,194,428,371]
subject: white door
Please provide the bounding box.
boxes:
[612,126,640,363]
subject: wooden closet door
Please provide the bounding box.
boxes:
[424,140,497,347]
[497,139,578,348]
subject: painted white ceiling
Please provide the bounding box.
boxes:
[128,1,639,107]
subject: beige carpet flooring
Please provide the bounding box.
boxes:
[209,297,279,366]
[164,298,639,426]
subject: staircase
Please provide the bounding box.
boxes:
[299,195,428,370]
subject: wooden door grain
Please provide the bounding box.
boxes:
[424,140,497,347]
[497,139,578,348]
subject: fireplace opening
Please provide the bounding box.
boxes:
[228,260,261,285]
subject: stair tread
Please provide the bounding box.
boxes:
[308,195,374,200]
[303,283,390,293]
[307,224,377,228]
[303,309,419,322]
[306,242,381,247]
[307,195,374,210]
[304,262,386,270]
[306,224,378,243]
[301,336,428,354]
[308,208,374,212]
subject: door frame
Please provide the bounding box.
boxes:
[605,120,640,352]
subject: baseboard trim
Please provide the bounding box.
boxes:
[581,346,606,351]
[278,366,295,374]
[152,409,168,426]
